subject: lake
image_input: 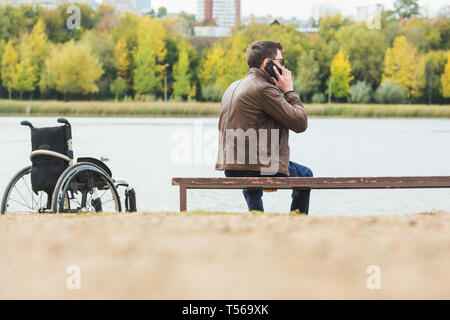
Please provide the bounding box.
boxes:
[0,116,448,216]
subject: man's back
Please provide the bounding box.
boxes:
[216,67,308,175]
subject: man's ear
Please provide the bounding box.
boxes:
[261,57,270,69]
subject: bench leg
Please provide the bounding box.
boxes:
[180,185,187,212]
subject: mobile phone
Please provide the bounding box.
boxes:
[264,59,283,80]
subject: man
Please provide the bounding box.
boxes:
[215,41,313,214]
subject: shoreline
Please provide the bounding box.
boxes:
[1,100,450,118]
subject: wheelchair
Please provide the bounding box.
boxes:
[1,118,137,214]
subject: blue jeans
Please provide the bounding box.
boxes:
[224,161,313,214]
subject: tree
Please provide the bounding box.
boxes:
[318,14,353,43]
[173,47,190,100]
[329,50,354,99]
[382,36,424,101]
[336,23,386,86]
[394,0,419,19]
[81,30,117,98]
[424,51,447,103]
[294,51,320,101]
[16,18,49,99]
[114,40,130,82]
[110,77,127,101]
[1,41,18,99]
[199,43,226,97]
[350,81,373,104]
[0,39,6,93]
[133,16,167,95]
[442,52,450,98]
[12,56,35,99]
[157,7,167,18]
[41,40,103,100]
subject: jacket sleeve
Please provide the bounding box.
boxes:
[259,86,308,133]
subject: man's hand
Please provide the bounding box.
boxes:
[271,65,294,94]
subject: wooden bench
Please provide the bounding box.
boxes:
[171,176,450,212]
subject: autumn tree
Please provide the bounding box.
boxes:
[1,41,18,99]
[0,39,5,93]
[14,18,49,99]
[133,16,166,95]
[40,40,103,100]
[12,55,35,100]
[173,47,190,100]
[114,40,130,85]
[441,51,450,98]
[382,36,425,100]
[329,50,354,100]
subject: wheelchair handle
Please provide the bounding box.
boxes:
[57,118,70,125]
[21,120,34,128]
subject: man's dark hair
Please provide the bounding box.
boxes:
[246,41,283,69]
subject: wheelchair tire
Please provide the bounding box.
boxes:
[51,163,121,213]
[1,166,51,214]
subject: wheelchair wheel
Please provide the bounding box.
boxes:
[1,166,51,214]
[52,163,121,213]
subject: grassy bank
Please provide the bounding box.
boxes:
[1,212,449,299]
[1,99,450,118]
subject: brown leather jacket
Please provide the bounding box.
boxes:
[215,67,308,175]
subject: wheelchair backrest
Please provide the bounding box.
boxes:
[22,119,73,194]
[31,126,68,155]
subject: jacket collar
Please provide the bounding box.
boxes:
[248,67,275,85]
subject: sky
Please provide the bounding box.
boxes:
[150,0,449,20]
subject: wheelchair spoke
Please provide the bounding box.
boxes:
[8,197,32,210]
[21,176,37,210]
[13,185,31,210]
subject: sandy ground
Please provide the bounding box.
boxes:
[1,211,450,299]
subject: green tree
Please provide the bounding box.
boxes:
[336,23,386,86]
[41,40,103,100]
[394,0,419,19]
[157,7,167,18]
[424,51,447,103]
[318,14,353,43]
[294,51,320,101]
[81,30,117,98]
[173,47,190,100]
[329,50,354,100]
[1,41,18,99]
[110,77,127,101]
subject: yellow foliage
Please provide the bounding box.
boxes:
[382,36,425,100]
[1,41,18,91]
[114,40,129,80]
[41,40,103,96]
[330,50,354,98]
[441,51,450,98]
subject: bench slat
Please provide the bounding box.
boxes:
[172,176,450,189]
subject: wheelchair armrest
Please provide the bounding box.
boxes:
[30,150,73,164]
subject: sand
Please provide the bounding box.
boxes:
[1,212,449,299]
